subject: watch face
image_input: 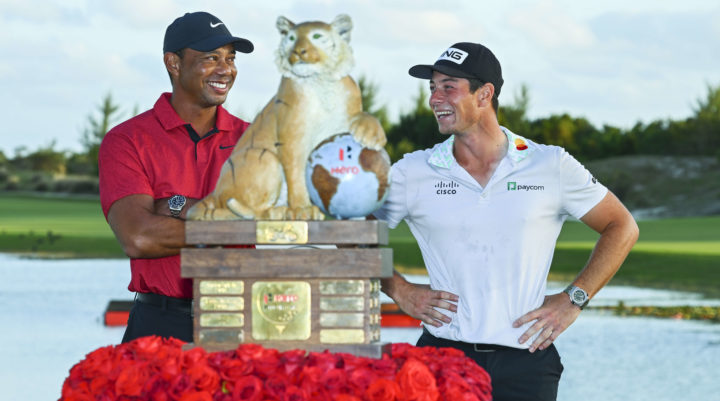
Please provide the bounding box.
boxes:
[572,289,587,303]
[169,195,186,210]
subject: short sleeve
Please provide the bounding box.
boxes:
[372,160,409,229]
[98,130,153,218]
[558,148,608,219]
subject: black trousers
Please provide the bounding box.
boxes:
[417,329,563,401]
[121,297,193,343]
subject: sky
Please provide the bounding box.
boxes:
[2,0,719,155]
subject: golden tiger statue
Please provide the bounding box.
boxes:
[187,14,386,221]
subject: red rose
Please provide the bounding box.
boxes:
[396,358,439,401]
[184,348,208,366]
[251,350,281,378]
[60,386,94,401]
[369,357,397,380]
[347,366,378,392]
[308,351,342,372]
[264,373,290,399]
[114,362,149,397]
[299,365,322,387]
[187,362,220,392]
[231,375,263,401]
[323,368,347,391]
[168,374,193,401]
[334,394,362,401]
[283,385,308,401]
[178,390,213,401]
[79,345,115,378]
[216,358,253,382]
[280,349,307,376]
[131,335,164,357]
[365,378,400,401]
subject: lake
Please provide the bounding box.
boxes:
[1,254,718,400]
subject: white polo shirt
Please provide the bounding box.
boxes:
[374,127,607,348]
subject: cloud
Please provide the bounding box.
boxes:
[96,0,182,29]
[509,2,596,49]
[0,0,87,25]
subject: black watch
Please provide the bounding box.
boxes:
[563,285,589,310]
[168,195,187,218]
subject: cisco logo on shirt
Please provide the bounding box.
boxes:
[507,182,545,191]
[435,180,459,195]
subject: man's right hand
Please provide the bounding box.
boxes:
[381,271,459,327]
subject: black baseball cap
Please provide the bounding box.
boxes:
[409,42,503,97]
[163,12,254,54]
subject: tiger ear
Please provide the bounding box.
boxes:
[331,14,352,42]
[277,16,295,35]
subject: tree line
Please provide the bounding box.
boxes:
[376,79,720,163]
[1,81,718,194]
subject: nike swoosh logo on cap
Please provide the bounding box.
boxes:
[219,145,234,149]
[210,22,224,28]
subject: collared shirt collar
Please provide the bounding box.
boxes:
[428,126,534,168]
[153,92,233,133]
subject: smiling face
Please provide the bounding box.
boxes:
[171,44,237,108]
[429,71,484,136]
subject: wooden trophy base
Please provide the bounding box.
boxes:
[182,220,393,357]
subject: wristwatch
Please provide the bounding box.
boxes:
[563,285,589,310]
[168,195,187,218]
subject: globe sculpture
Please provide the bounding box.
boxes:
[306,133,391,219]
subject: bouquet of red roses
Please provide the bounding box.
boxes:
[61,336,491,401]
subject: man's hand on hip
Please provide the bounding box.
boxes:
[513,292,582,353]
[382,271,458,327]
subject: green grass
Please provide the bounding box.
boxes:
[0,192,123,258]
[1,192,719,297]
[388,217,720,298]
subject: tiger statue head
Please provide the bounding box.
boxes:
[275,14,354,81]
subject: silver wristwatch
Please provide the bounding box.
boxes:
[168,195,187,218]
[563,285,589,309]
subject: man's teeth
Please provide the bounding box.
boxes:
[436,111,452,116]
[209,82,227,89]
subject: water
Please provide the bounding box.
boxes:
[0,254,718,400]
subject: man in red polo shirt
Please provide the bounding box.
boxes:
[98,12,253,343]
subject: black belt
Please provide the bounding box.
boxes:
[421,328,518,352]
[135,292,193,315]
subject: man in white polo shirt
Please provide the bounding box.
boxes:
[375,42,639,400]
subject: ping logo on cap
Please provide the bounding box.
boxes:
[438,47,468,64]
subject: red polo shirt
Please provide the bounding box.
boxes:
[99,93,250,298]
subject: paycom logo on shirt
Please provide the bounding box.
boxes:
[507,182,544,191]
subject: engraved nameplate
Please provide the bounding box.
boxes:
[200,313,244,327]
[320,329,365,344]
[199,329,244,343]
[320,296,364,311]
[200,296,244,311]
[256,221,308,244]
[319,280,364,295]
[252,281,311,340]
[199,280,244,295]
[320,312,364,327]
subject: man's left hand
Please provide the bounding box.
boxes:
[513,292,581,353]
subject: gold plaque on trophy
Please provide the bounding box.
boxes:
[319,280,364,295]
[320,296,364,311]
[199,313,244,327]
[199,280,244,295]
[256,221,308,244]
[200,296,244,311]
[320,312,364,327]
[251,281,311,340]
[320,329,365,344]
